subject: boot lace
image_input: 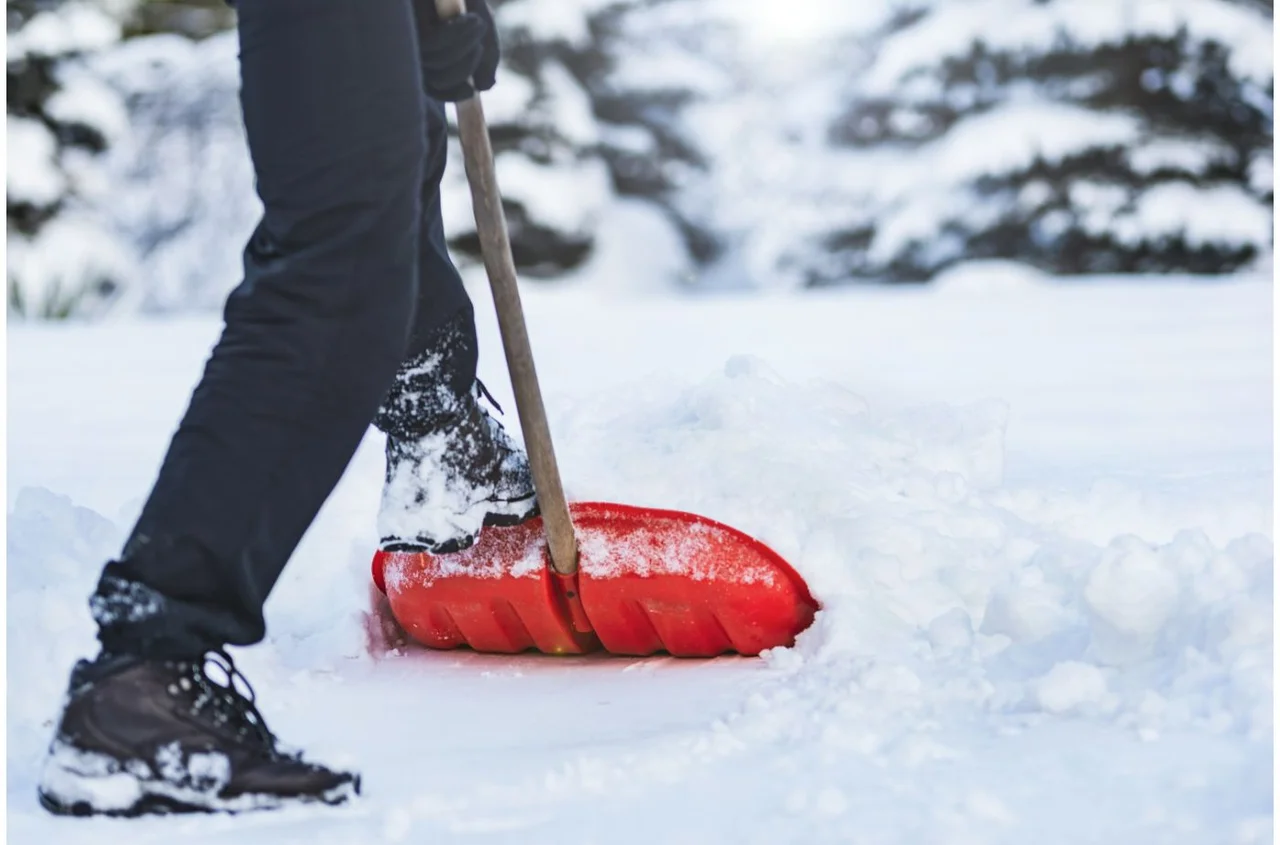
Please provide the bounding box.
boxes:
[474,378,504,416]
[474,379,521,453]
[171,649,282,757]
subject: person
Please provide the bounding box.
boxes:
[36,0,535,816]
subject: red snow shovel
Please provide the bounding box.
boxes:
[370,0,817,657]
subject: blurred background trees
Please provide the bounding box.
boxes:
[815,0,1274,283]
[7,0,1274,318]
[8,0,136,316]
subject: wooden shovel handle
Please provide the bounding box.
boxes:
[434,0,579,576]
[434,0,467,18]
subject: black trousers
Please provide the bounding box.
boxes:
[91,0,476,658]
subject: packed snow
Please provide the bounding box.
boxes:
[6,269,1271,843]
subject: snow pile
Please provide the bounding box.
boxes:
[18,357,1269,754]
[5,488,122,773]
[550,355,1271,741]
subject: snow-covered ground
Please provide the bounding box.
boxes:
[6,270,1273,843]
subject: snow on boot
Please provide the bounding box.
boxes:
[378,381,538,554]
[37,652,359,816]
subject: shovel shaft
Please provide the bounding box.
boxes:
[435,0,579,577]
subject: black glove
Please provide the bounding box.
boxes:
[417,0,500,103]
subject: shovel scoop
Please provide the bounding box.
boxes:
[373,503,816,656]
[370,0,818,657]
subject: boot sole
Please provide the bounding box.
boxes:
[382,495,540,556]
[38,752,360,817]
[38,778,358,817]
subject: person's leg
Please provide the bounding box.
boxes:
[375,0,499,410]
[373,96,479,438]
[39,0,431,816]
[91,0,427,659]
[371,9,538,554]
[405,96,477,397]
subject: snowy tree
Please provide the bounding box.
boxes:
[561,0,728,268]
[62,0,698,313]
[124,0,232,40]
[88,30,258,313]
[803,0,1275,284]
[7,0,137,318]
[442,0,623,277]
[17,0,1267,315]
[632,1,893,290]
[448,0,708,278]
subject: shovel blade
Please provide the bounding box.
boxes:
[373,502,817,657]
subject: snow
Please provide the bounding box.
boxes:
[871,102,1142,261]
[495,0,613,49]
[86,31,260,314]
[540,62,600,148]
[6,213,136,319]
[378,409,533,555]
[675,0,1274,286]
[705,0,892,50]
[40,740,150,813]
[577,519,778,583]
[1248,153,1274,196]
[1127,137,1234,178]
[1033,661,1112,716]
[40,737,356,814]
[7,1,121,61]
[672,16,868,289]
[932,259,1051,294]
[478,66,537,127]
[864,0,1275,93]
[63,26,633,307]
[1083,536,1186,658]
[6,271,1272,842]
[6,116,67,208]
[494,153,612,237]
[8,0,1269,310]
[43,67,131,146]
[611,46,735,99]
[562,198,693,293]
[1118,183,1274,247]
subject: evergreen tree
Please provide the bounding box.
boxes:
[809,0,1274,284]
[7,0,136,317]
[27,0,696,312]
[457,0,709,275]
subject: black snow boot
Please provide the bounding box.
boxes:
[37,652,359,816]
[378,380,539,554]
[374,309,538,555]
